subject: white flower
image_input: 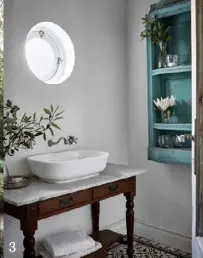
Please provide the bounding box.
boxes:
[153,95,176,111]
[169,95,176,106]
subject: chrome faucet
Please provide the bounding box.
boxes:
[48,136,78,147]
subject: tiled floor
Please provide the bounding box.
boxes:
[107,235,192,258]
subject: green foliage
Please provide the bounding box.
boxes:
[1,100,64,159]
[140,16,172,45]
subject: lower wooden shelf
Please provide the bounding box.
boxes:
[85,230,123,257]
[37,230,123,258]
[148,147,191,165]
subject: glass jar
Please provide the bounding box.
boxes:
[158,135,173,148]
[172,135,185,148]
[166,55,179,67]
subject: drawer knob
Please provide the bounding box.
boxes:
[59,196,73,208]
[109,184,118,192]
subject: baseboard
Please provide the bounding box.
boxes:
[105,218,192,253]
[103,219,127,235]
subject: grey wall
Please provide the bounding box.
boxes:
[127,0,192,252]
[4,0,192,256]
[4,0,128,257]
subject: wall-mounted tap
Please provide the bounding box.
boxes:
[48,136,78,147]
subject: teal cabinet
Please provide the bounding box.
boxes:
[146,0,192,165]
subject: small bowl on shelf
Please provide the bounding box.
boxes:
[166,55,179,67]
[4,176,32,189]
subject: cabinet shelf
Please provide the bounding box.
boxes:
[153,123,192,131]
[148,147,191,165]
[152,65,191,76]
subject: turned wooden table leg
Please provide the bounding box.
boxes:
[91,201,100,233]
[22,227,36,258]
[20,204,38,258]
[124,192,135,258]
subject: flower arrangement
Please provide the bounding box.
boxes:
[140,16,172,68]
[140,16,171,45]
[153,95,176,123]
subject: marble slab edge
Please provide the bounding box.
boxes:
[4,166,146,206]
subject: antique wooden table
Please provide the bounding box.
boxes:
[4,164,145,258]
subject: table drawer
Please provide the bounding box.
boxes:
[39,189,91,216]
[93,178,134,200]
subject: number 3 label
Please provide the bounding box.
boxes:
[9,242,16,253]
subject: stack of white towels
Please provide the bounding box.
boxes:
[40,230,102,258]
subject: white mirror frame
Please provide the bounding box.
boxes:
[25,22,75,84]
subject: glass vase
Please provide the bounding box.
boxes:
[161,109,171,123]
[158,42,167,68]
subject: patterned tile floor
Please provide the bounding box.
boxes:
[107,236,192,258]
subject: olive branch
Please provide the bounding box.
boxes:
[0,99,64,160]
[140,16,172,45]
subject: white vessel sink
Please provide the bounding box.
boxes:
[27,150,109,183]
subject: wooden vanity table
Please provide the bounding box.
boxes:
[4,164,145,258]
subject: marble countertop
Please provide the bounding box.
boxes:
[4,163,146,206]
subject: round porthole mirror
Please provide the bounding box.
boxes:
[25,22,75,84]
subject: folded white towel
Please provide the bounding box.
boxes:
[42,230,96,257]
[40,241,102,258]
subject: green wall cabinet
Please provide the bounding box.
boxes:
[146,0,192,165]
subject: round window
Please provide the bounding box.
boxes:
[25,22,75,84]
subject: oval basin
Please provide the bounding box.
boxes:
[27,150,109,183]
